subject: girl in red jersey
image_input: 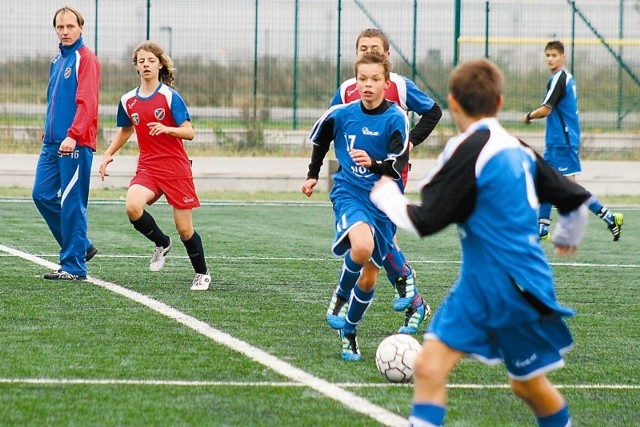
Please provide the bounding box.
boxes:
[99,41,210,291]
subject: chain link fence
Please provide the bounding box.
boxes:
[1,0,639,157]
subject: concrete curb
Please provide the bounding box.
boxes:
[2,154,639,196]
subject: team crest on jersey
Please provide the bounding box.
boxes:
[131,113,140,125]
[154,108,166,120]
[64,67,72,79]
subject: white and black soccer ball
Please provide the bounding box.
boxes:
[375,334,422,383]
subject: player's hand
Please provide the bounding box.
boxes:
[350,149,372,167]
[523,111,533,125]
[57,137,77,157]
[147,122,169,136]
[302,178,317,197]
[99,154,113,181]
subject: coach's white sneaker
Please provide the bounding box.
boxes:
[191,271,211,291]
[149,237,172,272]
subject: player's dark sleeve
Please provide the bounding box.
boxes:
[407,131,487,236]
[368,129,409,179]
[543,71,566,108]
[306,118,334,180]
[409,102,442,147]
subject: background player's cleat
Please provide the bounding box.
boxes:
[393,269,416,311]
[43,270,86,280]
[398,295,430,334]
[149,237,172,272]
[326,292,348,329]
[190,271,211,291]
[85,245,98,262]
[608,212,624,241]
[538,221,550,241]
[340,329,361,361]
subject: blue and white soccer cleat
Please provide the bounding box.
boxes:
[393,268,417,311]
[340,329,361,361]
[326,291,349,329]
[398,295,431,334]
[538,220,551,241]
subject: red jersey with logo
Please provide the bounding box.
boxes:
[117,83,193,178]
[330,72,435,115]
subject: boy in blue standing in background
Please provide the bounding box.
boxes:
[524,40,623,241]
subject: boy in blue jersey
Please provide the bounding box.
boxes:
[372,59,589,426]
[33,6,100,280]
[524,40,623,241]
[329,28,442,334]
[302,52,410,360]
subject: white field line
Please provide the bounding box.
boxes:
[0,243,407,427]
[3,197,640,211]
[2,252,639,270]
[0,197,333,207]
[0,378,639,390]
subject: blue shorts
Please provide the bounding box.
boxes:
[426,273,574,380]
[329,184,396,267]
[544,145,581,176]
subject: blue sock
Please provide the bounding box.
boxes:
[336,254,362,300]
[586,194,603,215]
[537,405,571,427]
[538,203,553,223]
[410,402,446,426]
[383,245,410,284]
[343,285,374,334]
[587,196,614,225]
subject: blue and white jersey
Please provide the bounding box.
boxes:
[409,118,589,320]
[307,100,410,193]
[542,68,580,149]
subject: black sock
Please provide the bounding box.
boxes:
[130,211,170,247]
[182,230,208,274]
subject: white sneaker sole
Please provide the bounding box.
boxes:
[191,274,211,291]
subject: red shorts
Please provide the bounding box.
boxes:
[130,169,200,210]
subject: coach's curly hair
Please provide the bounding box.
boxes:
[132,41,175,87]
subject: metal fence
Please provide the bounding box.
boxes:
[1,0,639,155]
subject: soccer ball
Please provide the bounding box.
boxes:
[375,334,422,383]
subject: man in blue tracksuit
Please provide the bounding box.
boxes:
[32,6,100,280]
